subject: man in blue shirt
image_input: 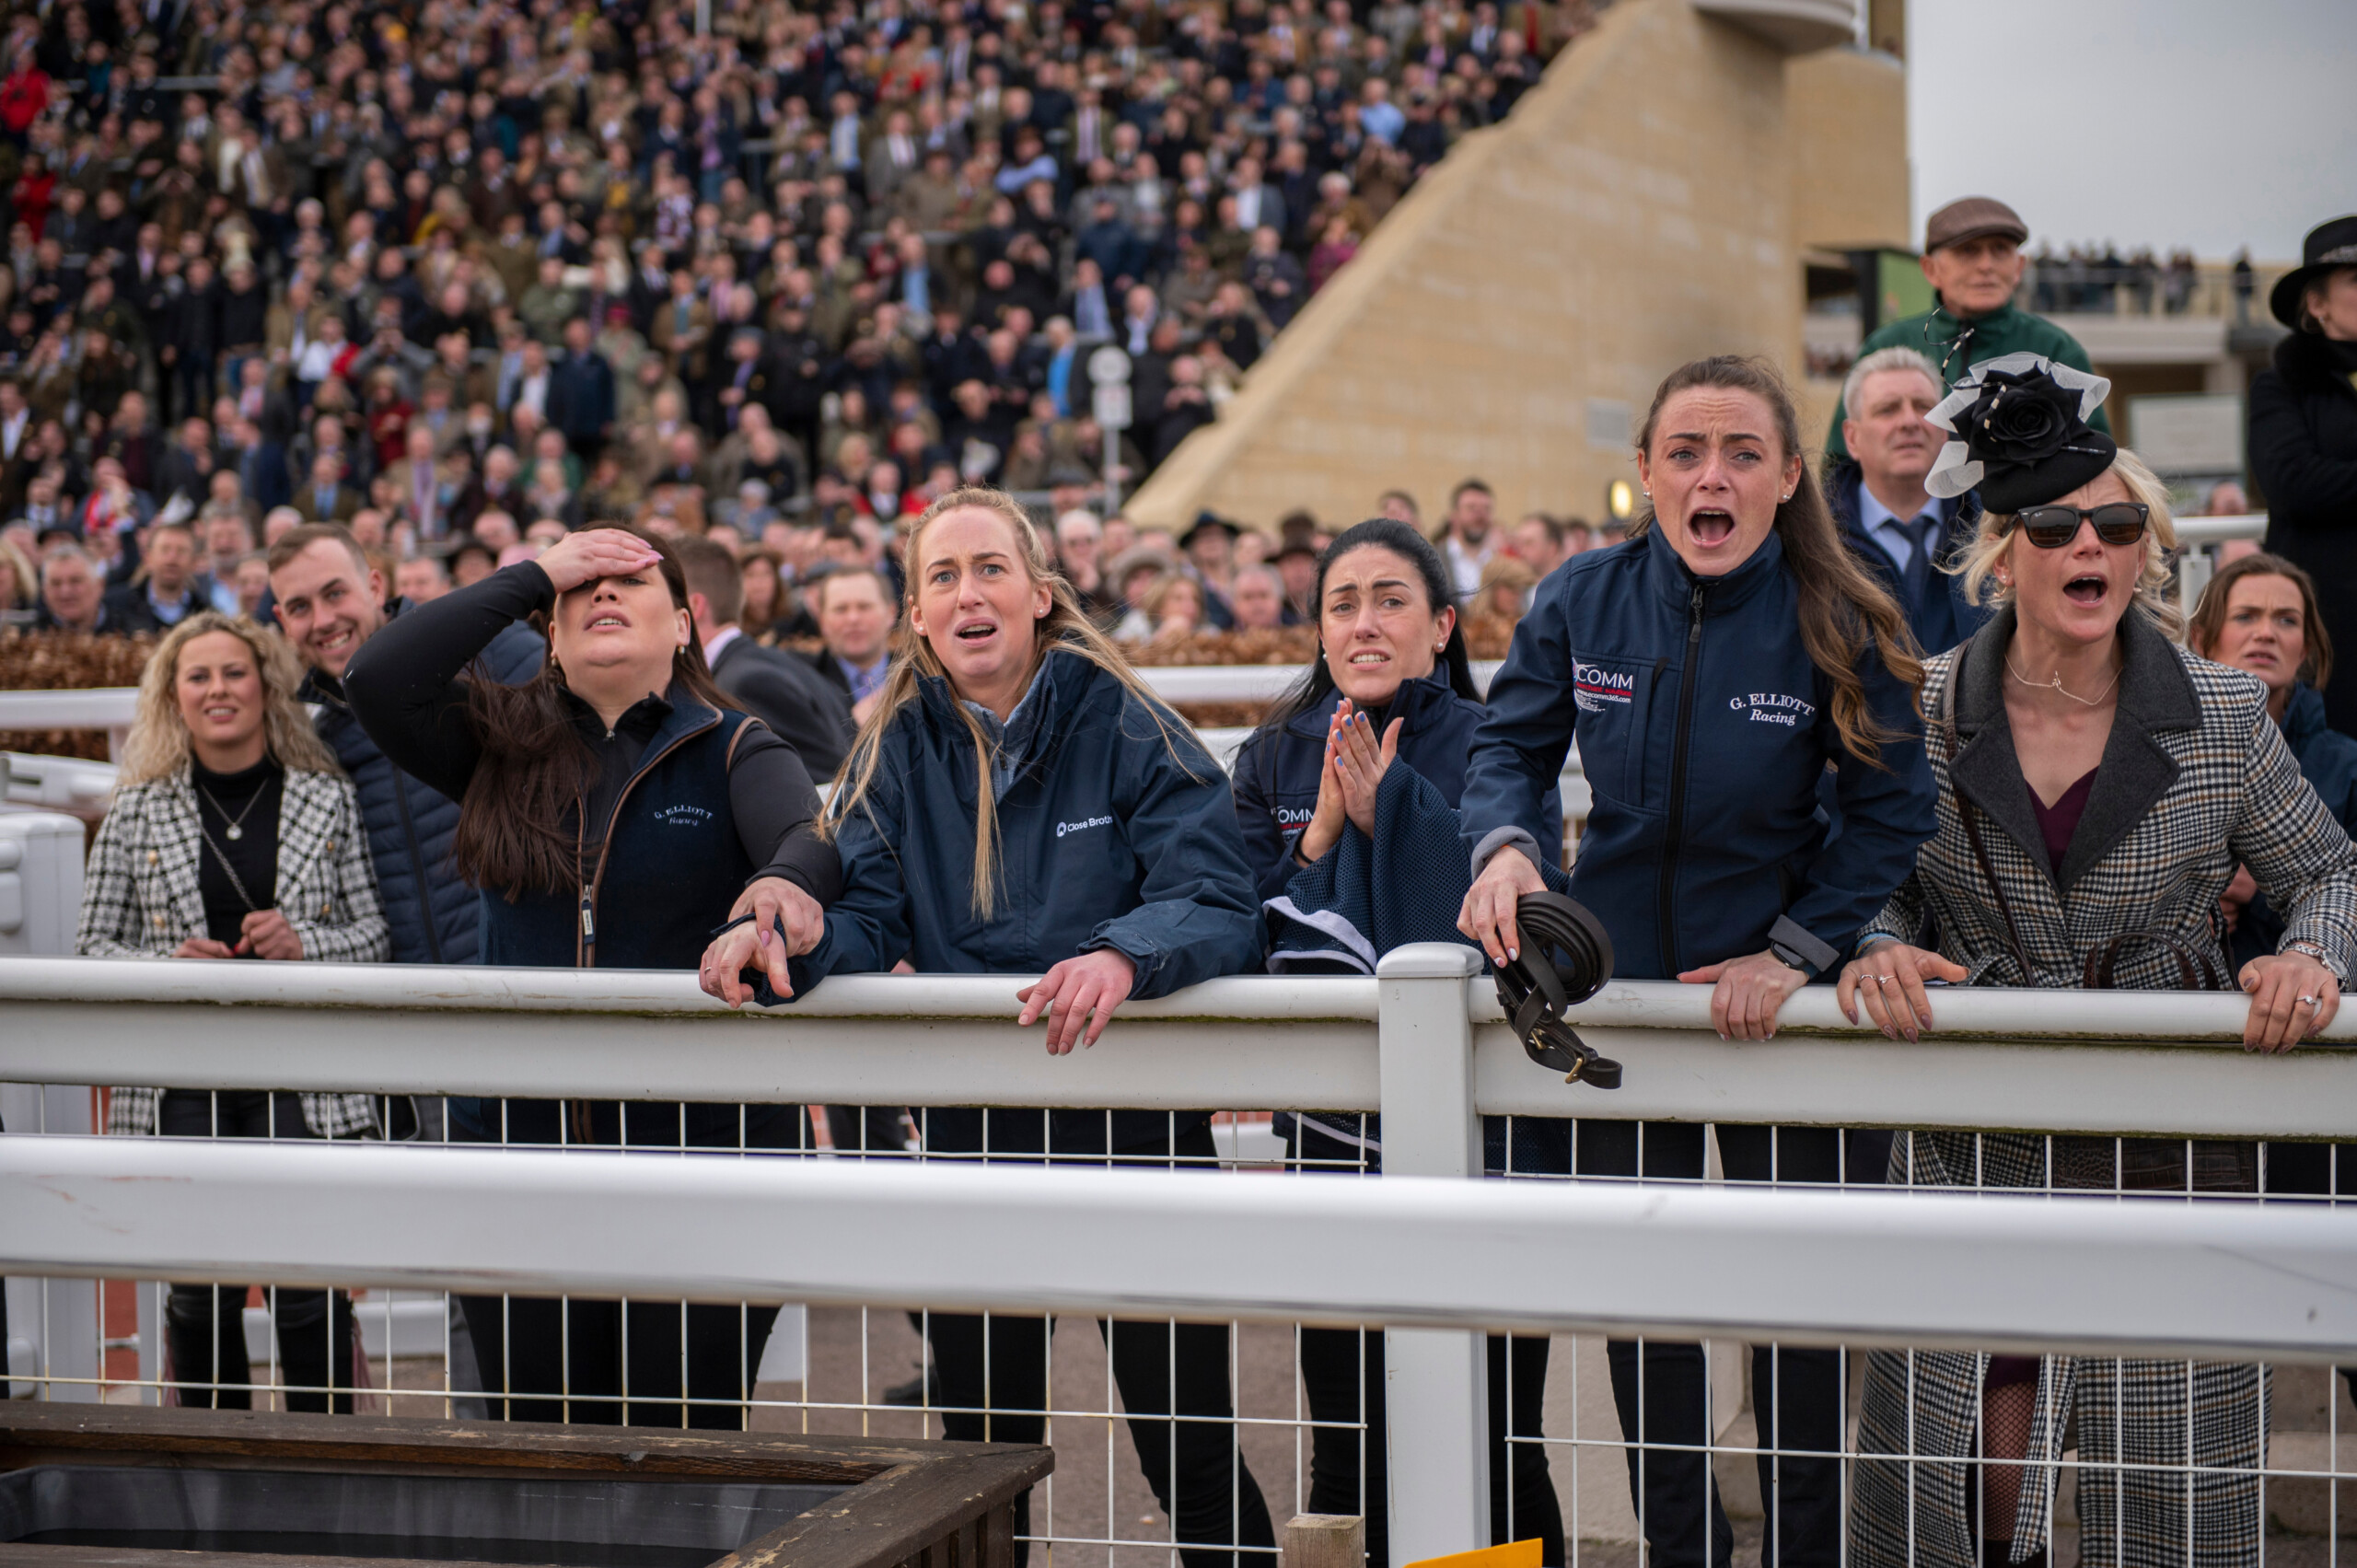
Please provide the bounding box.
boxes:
[809,565,895,723]
[1359,77,1405,145]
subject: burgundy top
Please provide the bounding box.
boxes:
[1987,765,2101,1396]
[2029,767,2099,876]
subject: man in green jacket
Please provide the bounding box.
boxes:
[1827,196,2110,459]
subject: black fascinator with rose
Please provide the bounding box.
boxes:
[1923,352,2115,514]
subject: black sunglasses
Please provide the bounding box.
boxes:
[2007,502,2150,549]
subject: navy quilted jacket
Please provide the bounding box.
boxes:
[305,601,545,965]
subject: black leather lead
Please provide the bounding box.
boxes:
[1492,891,1621,1089]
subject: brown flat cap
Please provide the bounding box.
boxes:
[1924,196,2028,253]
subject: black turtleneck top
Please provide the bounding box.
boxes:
[191,755,284,946]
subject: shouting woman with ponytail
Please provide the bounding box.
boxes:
[1458,357,1939,1568]
[704,486,1272,1568]
[344,527,840,1430]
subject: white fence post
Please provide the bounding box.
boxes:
[1376,942,1490,1567]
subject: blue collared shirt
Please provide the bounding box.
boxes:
[1855,483,1940,575]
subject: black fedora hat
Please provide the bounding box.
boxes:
[2270,215,2357,331]
[1178,509,1241,548]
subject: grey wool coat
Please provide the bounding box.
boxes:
[76,765,390,1138]
[1848,607,2357,1568]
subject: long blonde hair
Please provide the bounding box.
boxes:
[826,487,1205,918]
[120,611,342,786]
[1952,447,2184,637]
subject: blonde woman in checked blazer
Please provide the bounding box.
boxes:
[1835,360,2357,1568]
[75,610,387,1413]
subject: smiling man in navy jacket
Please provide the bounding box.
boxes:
[271,524,545,970]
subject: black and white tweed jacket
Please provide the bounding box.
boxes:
[1863,606,2357,991]
[1848,606,2348,1568]
[75,764,390,1138]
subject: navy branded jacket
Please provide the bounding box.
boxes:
[302,601,543,965]
[1460,526,1937,980]
[2232,680,2357,970]
[790,644,1265,1154]
[346,562,840,1153]
[1826,458,1991,658]
[1230,673,1562,904]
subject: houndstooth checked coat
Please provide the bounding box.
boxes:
[1848,608,2357,1568]
[76,764,390,1138]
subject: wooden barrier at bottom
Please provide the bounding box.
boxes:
[0,1403,1052,1568]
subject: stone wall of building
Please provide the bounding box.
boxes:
[1129,0,1910,529]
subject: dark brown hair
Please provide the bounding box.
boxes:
[670,533,745,625]
[264,522,370,577]
[2187,551,2334,691]
[1631,355,1925,764]
[452,532,738,900]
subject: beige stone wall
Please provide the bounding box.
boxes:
[1128,0,1821,532]
[1787,46,1911,252]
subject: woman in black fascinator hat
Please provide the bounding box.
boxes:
[1838,352,2357,1568]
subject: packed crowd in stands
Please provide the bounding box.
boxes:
[0,0,1599,653]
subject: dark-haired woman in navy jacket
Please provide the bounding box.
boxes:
[1231,517,1565,1568]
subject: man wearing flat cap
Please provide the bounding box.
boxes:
[1828,196,2109,460]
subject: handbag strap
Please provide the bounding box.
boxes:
[2081,929,2228,993]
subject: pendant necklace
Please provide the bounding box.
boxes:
[197,777,270,841]
[2005,657,2122,708]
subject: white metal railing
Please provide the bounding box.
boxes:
[0,722,1591,833]
[5,955,2351,1135]
[3,945,2354,1564]
[4,749,117,811]
[0,686,137,738]
[2167,511,2268,547]
[11,1136,2353,1365]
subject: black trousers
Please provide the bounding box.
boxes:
[157,1089,356,1413]
[1577,1121,1889,1568]
[1298,1327,1563,1568]
[449,1098,801,1428]
[459,1294,784,1428]
[1283,1118,1564,1567]
[2267,1141,2357,1406]
[925,1121,1275,1568]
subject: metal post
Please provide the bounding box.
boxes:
[1374,943,1489,1567]
[0,1082,100,1401]
[2177,545,2215,623]
[1102,423,1122,516]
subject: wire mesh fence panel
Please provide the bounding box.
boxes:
[6,957,2352,1568]
[1484,1114,2355,1568]
[1,1090,1342,1568]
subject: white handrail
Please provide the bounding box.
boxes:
[2,957,2350,1135]
[6,1136,2352,1364]
[0,688,138,730]
[1136,660,1507,703]
[0,666,1526,729]
[2170,512,2268,546]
